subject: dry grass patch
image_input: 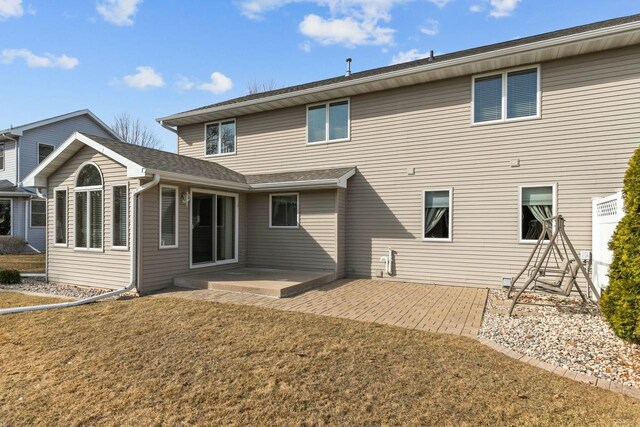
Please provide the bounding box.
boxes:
[0,254,46,273]
[1,293,638,426]
[0,291,67,309]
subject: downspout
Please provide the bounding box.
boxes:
[0,174,161,315]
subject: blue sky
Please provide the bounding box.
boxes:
[1,0,638,151]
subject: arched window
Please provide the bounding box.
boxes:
[75,163,103,250]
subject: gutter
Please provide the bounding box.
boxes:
[0,174,161,316]
[158,20,640,125]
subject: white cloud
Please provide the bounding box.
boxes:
[0,0,23,19]
[419,18,438,36]
[300,13,394,46]
[300,40,312,52]
[469,4,484,13]
[96,0,142,26]
[489,0,520,18]
[119,66,164,89]
[198,72,233,94]
[390,48,431,65]
[1,48,79,69]
[238,0,451,47]
[176,75,195,90]
[427,0,451,7]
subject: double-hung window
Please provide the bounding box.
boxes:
[520,185,556,242]
[270,193,299,228]
[75,163,103,250]
[54,189,67,245]
[423,189,452,241]
[112,185,128,249]
[38,143,55,164]
[160,185,178,248]
[307,99,349,143]
[205,120,236,156]
[30,199,46,228]
[473,66,540,124]
[0,199,11,236]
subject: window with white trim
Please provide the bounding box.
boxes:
[112,185,128,248]
[307,99,349,143]
[520,185,555,241]
[423,189,452,241]
[0,143,4,170]
[160,186,178,248]
[205,120,236,156]
[270,193,299,228]
[0,199,11,236]
[55,189,67,245]
[473,66,539,124]
[75,163,103,250]
[38,143,54,164]
[30,199,46,228]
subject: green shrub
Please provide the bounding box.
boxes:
[0,269,21,285]
[600,145,640,343]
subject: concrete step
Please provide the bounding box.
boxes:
[173,268,336,298]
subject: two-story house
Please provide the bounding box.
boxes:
[0,110,118,252]
[25,14,640,294]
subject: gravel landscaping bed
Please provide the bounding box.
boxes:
[479,289,640,388]
[0,279,135,300]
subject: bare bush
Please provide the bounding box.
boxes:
[0,237,27,254]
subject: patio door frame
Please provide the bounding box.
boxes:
[189,188,239,269]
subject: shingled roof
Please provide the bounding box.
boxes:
[83,134,247,184]
[175,13,640,115]
[246,167,355,185]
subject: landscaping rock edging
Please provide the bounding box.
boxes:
[477,337,640,400]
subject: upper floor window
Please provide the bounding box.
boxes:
[38,143,54,164]
[75,163,103,250]
[472,66,540,124]
[205,120,236,157]
[307,99,349,144]
[0,143,4,170]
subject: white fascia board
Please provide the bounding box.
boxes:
[158,21,640,125]
[146,170,250,191]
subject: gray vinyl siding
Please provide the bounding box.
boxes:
[138,183,247,294]
[0,140,17,184]
[26,198,46,251]
[177,45,640,288]
[19,115,114,182]
[246,190,337,271]
[47,146,136,290]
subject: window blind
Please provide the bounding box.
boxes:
[474,74,502,123]
[90,191,102,249]
[31,200,46,227]
[161,187,177,246]
[113,186,127,247]
[75,192,87,247]
[507,69,538,119]
[55,190,66,244]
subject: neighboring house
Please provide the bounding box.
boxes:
[0,110,119,252]
[25,14,640,294]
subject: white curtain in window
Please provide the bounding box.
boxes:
[425,207,447,235]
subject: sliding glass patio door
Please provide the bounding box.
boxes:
[191,191,237,267]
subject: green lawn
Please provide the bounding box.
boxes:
[0,254,46,273]
[1,292,638,426]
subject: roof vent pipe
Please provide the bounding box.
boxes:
[345,58,352,77]
[428,50,435,61]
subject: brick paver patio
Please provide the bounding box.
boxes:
[156,279,488,337]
